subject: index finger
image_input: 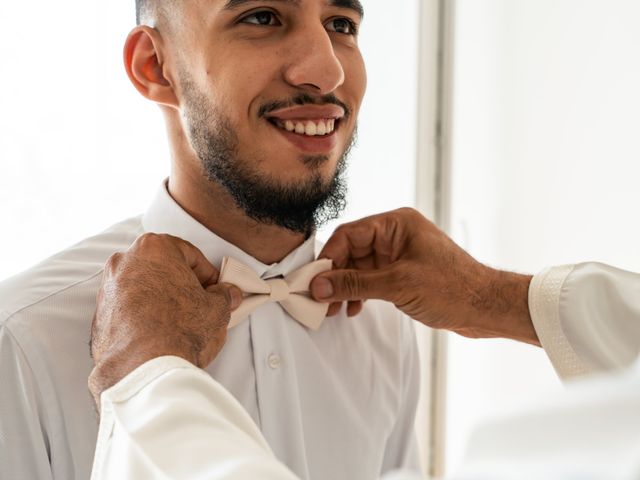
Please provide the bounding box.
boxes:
[319,214,394,269]
[131,234,219,287]
[175,238,220,287]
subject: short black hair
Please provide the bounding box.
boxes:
[135,0,147,25]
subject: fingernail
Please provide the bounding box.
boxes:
[312,277,334,299]
[229,286,243,310]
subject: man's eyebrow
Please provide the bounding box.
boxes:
[222,0,364,18]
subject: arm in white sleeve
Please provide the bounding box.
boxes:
[91,356,424,480]
[529,262,640,379]
[91,356,300,480]
[0,325,54,480]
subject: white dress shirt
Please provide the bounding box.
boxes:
[0,182,420,480]
[92,262,640,480]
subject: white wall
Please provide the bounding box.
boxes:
[0,2,167,279]
[0,1,419,280]
[446,0,640,473]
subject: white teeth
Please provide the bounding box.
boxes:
[305,122,317,136]
[275,119,338,136]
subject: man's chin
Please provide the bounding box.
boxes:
[258,155,337,184]
[300,154,331,169]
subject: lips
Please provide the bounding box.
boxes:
[266,104,345,121]
[264,104,345,153]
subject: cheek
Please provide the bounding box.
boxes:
[342,52,367,113]
[206,51,280,118]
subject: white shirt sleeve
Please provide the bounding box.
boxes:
[0,325,54,480]
[529,262,640,379]
[91,356,300,480]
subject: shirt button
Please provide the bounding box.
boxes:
[267,354,281,370]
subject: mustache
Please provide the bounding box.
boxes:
[258,93,351,119]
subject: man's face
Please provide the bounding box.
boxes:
[168,0,366,233]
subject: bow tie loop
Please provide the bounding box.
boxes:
[219,256,332,330]
[267,278,290,302]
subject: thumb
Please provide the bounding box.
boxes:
[207,282,243,311]
[310,267,397,303]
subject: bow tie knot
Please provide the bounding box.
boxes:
[267,278,290,302]
[219,256,333,330]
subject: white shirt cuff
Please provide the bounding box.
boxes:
[99,355,197,405]
[529,265,590,379]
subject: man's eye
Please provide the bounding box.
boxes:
[240,11,281,27]
[325,17,357,35]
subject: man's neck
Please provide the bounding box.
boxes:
[167,169,308,265]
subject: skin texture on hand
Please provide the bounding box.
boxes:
[88,233,242,409]
[310,208,539,346]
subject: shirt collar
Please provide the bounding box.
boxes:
[142,181,318,279]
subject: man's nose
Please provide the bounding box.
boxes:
[283,25,345,95]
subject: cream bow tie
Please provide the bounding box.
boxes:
[219,256,333,330]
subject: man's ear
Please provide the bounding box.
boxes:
[124,26,179,108]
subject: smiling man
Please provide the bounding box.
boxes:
[0,1,420,479]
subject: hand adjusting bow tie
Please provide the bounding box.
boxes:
[219,257,333,330]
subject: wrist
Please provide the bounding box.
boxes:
[89,339,200,409]
[465,266,539,346]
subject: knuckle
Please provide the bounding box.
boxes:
[139,232,158,244]
[340,271,361,298]
[132,232,156,251]
[104,252,124,274]
[135,232,174,250]
[159,233,182,248]
[399,207,419,222]
[131,233,185,260]
[333,223,349,237]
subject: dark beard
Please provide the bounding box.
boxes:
[182,81,354,236]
